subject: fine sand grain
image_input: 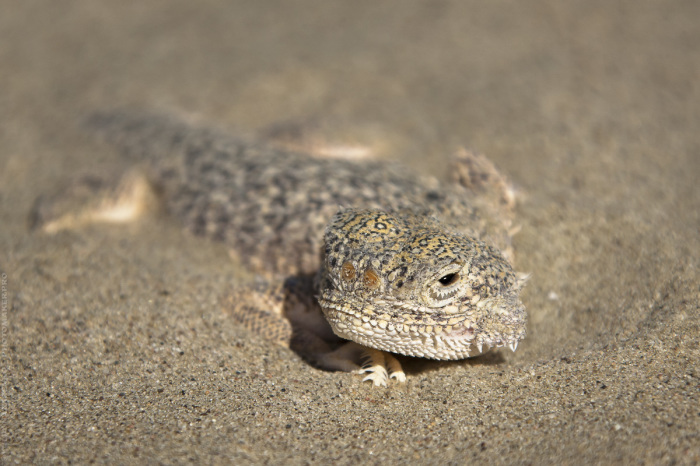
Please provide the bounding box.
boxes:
[1,1,698,464]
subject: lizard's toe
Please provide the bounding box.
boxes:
[361,370,389,387]
[386,354,407,383]
[358,348,396,387]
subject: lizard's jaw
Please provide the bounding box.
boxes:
[319,296,526,360]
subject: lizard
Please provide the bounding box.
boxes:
[31,110,528,386]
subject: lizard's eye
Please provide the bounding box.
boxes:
[423,263,468,308]
[438,272,459,286]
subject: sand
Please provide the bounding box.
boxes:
[1,1,698,464]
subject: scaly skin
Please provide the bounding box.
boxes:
[33,110,527,386]
[319,209,526,361]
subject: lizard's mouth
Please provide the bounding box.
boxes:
[318,296,526,360]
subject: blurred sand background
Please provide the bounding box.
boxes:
[1,1,698,463]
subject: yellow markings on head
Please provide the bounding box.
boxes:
[336,210,404,243]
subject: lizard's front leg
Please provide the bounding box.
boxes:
[222,278,407,384]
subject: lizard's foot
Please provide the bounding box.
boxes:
[29,169,159,233]
[358,347,406,387]
[449,148,521,261]
[450,148,517,211]
[220,280,294,348]
[258,117,389,161]
[220,279,368,375]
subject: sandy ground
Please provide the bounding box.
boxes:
[1,1,699,464]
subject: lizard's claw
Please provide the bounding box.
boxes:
[357,348,406,386]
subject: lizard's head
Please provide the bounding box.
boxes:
[318,209,527,360]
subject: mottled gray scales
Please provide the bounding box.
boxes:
[77,110,527,386]
[87,111,511,277]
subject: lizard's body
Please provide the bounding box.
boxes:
[35,111,527,386]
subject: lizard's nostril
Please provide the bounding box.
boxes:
[363,269,381,290]
[341,262,356,282]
